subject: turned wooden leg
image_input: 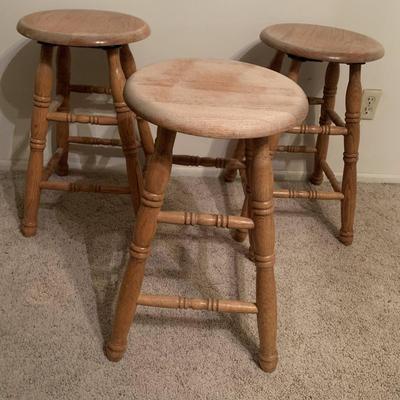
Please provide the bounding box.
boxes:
[269,57,303,155]
[108,47,142,213]
[232,140,253,246]
[22,44,54,237]
[223,51,287,182]
[120,44,155,159]
[232,194,249,243]
[286,58,302,83]
[251,136,278,373]
[105,128,176,362]
[223,139,245,182]
[269,50,285,72]
[310,62,340,185]
[55,46,71,176]
[340,64,362,246]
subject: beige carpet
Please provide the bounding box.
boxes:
[0,170,399,399]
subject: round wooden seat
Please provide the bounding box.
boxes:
[124,58,308,139]
[260,23,384,64]
[17,9,150,47]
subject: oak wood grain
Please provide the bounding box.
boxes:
[340,64,362,245]
[260,23,384,64]
[124,58,308,139]
[22,44,54,237]
[106,128,176,362]
[17,9,150,47]
[310,62,340,185]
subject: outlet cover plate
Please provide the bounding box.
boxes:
[361,89,382,120]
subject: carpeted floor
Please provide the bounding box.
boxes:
[0,170,399,399]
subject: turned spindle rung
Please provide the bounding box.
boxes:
[40,181,131,194]
[288,124,348,136]
[308,96,324,105]
[47,111,118,125]
[172,155,245,169]
[275,145,316,154]
[137,293,258,314]
[69,84,112,95]
[326,109,346,127]
[41,147,65,181]
[68,136,123,147]
[273,188,344,200]
[157,210,254,229]
[320,160,341,193]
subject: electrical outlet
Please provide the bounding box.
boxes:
[361,89,382,120]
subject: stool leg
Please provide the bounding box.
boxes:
[269,58,303,156]
[340,64,362,245]
[120,45,155,159]
[232,140,253,246]
[310,62,340,185]
[232,194,249,243]
[269,50,285,72]
[251,136,278,373]
[22,44,54,237]
[223,139,245,182]
[107,47,142,213]
[55,46,71,176]
[105,128,176,362]
[223,50,286,182]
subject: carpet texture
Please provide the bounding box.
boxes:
[0,171,399,399]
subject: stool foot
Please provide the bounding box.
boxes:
[223,168,238,182]
[231,228,247,242]
[339,230,353,246]
[21,223,37,237]
[104,342,126,362]
[309,173,323,186]
[259,352,278,373]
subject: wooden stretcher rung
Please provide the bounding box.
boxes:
[41,147,64,181]
[39,181,131,194]
[47,112,118,125]
[308,96,324,105]
[137,293,258,314]
[157,210,254,229]
[68,136,122,147]
[326,109,346,127]
[273,188,344,200]
[275,145,317,154]
[237,166,342,200]
[69,84,112,95]
[172,155,245,169]
[321,160,342,193]
[287,124,348,136]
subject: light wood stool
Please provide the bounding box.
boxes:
[104,59,308,372]
[224,24,384,245]
[17,10,154,236]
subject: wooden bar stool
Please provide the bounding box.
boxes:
[17,10,154,236]
[224,24,384,245]
[104,59,308,372]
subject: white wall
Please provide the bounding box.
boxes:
[0,0,398,182]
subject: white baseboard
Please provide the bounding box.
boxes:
[166,166,400,183]
[1,160,399,184]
